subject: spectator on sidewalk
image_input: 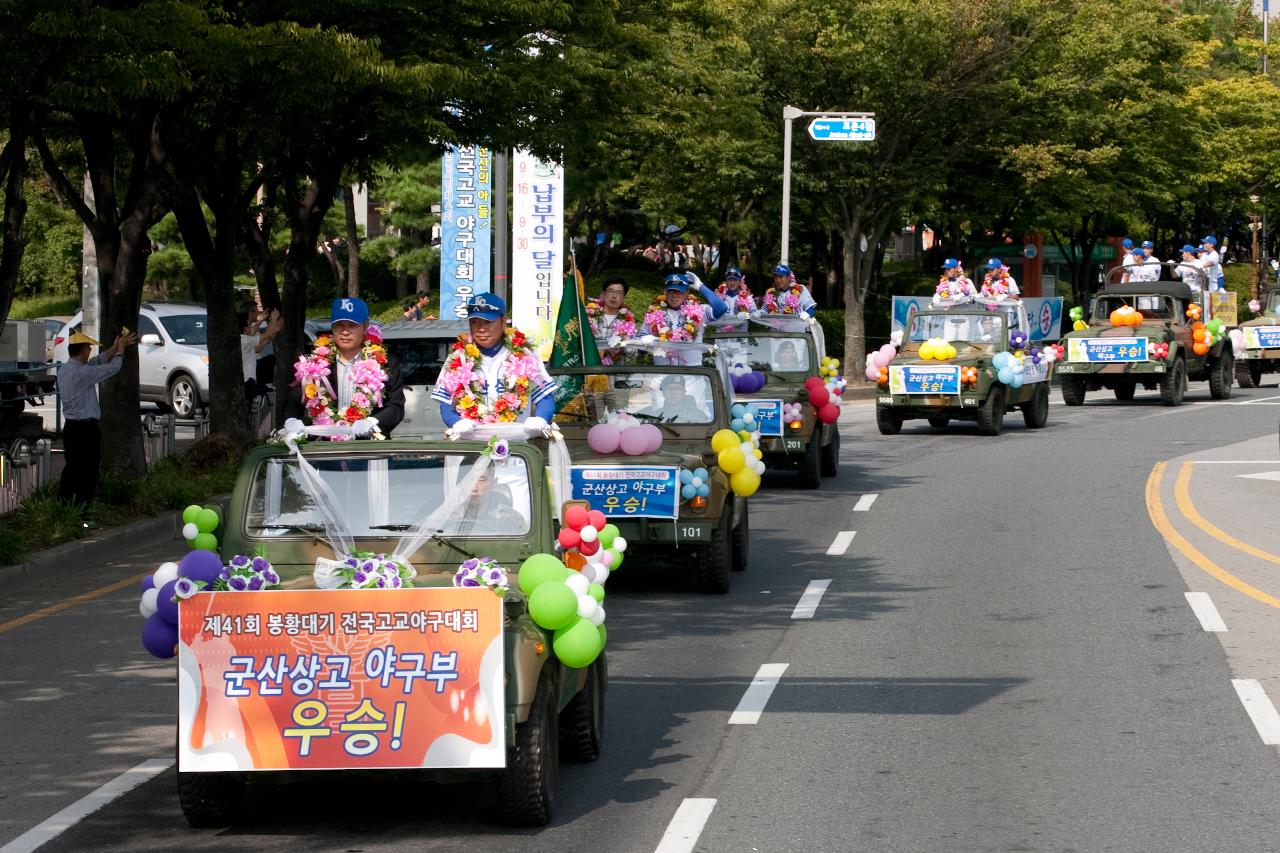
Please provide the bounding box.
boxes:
[57,328,137,527]
[240,307,282,401]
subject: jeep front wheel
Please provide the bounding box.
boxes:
[977,384,1006,436]
[731,499,749,571]
[560,653,606,762]
[1022,383,1050,429]
[695,510,732,593]
[497,670,559,826]
[796,430,821,489]
[1061,376,1086,406]
[1235,361,1258,388]
[876,407,903,435]
[1160,357,1187,407]
[1209,351,1234,400]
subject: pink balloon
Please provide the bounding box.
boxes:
[587,423,621,454]
[818,403,840,424]
[642,423,663,453]
[865,365,880,381]
[619,427,649,455]
[808,385,830,408]
[878,344,896,363]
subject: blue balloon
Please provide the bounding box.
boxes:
[997,367,1013,384]
[993,351,1011,370]
[679,469,693,484]
[682,483,697,499]
[730,418,745,432]
[1009,373,1025,389]
[731,403,747,417]
[698,484,711,497]
[694,467,709,481]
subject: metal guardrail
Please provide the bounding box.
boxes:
[0,438,53,515]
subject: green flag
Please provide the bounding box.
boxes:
[550,268,601,411]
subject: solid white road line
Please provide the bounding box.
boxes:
[729,663,789,725]
[852,493,879,512]
[826,531,856,555]
[1232,679,1280,746]
[1184,591,1228,632]
[654,798,718,853]
[1,759,172,853]
[791,579,833,619]
[1191,460,1280,464]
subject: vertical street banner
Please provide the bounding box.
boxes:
[439,146,492,320]
[511,150,564,360]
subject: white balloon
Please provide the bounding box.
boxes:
[691,477,703,488]
[589,606,606,626]
[594,566,611,584]
[565,573,590,596]
[154,562,180,587]
[754,460,766,475]
[576,594,599,620]
[612,536,628,553]
[139,587,159,618]
[580,525,598,543]
[181,523,199,541]
[579,564,599,583]
[743,413,755,425]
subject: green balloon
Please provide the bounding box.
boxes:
[598,524,619,549]
[182,505,203,525]
[609,548,624,571]
[195,508,220,534]
[588,582,605,603]
[528,582,578,631]
[552,617,604,669]
[191,532,218,551]
[517,553,568,596]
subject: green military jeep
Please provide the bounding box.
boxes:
[549,342,748,594]
[1235,287,1280,388]
[178,436,602,829]
[706,316,839,489]
[1057,278,1234,406]
[875,299,1052,436]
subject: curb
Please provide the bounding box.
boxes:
[0,511,181,589]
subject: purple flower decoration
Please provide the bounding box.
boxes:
[391,576,402,588]
[263,568,280,585]
[231,555,251,568]
[377,577,387,588]
[228,576,248,591]
[345,557,359,568]
[353,571,367,586]
[174,577,199,600]
[247,574,264,591]
[491,439,510,461]
[460,558,480,572]
[251,556,270,572]
[218,568,230,581]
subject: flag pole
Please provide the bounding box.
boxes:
[569,246,585,363]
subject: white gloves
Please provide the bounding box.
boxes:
[450,418,476,437]
[352,417,380,437]
[684,271,703,290]
[524,416,549,435]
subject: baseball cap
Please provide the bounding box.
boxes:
[1141,240,1153,249]
[1121,238,1133,249]
[664,273,689,292]
[986,258,1002,271]
[1180,243,1197,254]
[331,297,370,325]
[1202,235,1217,246]
[724,267,744,280]
[465,292,507,320]
[942,258,960,270]
[772,263,792,277]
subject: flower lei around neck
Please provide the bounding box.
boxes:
[763,283,803,314]
[644,295,704,341]
[935,273,975,302]
[294,334,388,428]
[717,285,756,313]
[585,299,637,340]
[438,328,540,423]
[981,267,1017,299]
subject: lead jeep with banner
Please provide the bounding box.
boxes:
[1235,287,1280,388]
[706,315,839,488]
[1056,274,1235,406]
[875,298,1052,436]
[174,430,602,828]
[549,341,749,594]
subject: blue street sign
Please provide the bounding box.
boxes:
[807,117,876,142]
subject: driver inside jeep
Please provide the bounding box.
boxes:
[642,375,708,423]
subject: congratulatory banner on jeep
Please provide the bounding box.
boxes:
[177,588,504,772]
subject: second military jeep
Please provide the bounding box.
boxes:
[875,298,1052,437]
[549,342,748,594]
[1236,286,1280,388]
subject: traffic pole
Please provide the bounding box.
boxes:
[780,105,800,267]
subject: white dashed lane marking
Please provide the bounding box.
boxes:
[1232,679,1280,746]
[852,493,878,512]
[826,531,856,555]
[791,580,832,619]
[729,663,789,725]
[654,798,717,853]
[1184,591,1228,632]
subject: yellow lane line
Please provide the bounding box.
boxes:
[1145,461,1280,609]
[0,573,146,635]
[1175,462,1280,567]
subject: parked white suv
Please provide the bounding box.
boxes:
[54,303,211,416]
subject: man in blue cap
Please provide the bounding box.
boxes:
[647,271,728,343]
[1131,240,1162,282]
[717,266,756,313]
[1200,236,1224,291]
[432,292,557,434]
[766,263,817,314]
[284,296,405,436]
[1120,238,1136,270]
[1172,244,1206,293]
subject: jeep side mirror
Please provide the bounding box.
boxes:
[140,333,163,346]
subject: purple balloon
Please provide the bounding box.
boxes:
[642,423,663,453]
[587,423,621,454]
[619,427,649,456]
[140,575,155,592]
[178,549,223,585]
[749,371,767,392]
[156,580,180,626]
[141,613,179,659]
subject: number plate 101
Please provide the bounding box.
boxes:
[680,525,706,539]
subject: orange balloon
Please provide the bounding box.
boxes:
[564,552,587,570]
[1109,309,1123,326]
[1193,341,1209,355]
[1193,321,1205,330]
[1129,311,1144,326]
[1193,328,1206,342]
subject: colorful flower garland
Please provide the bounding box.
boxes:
[293,334,389,427]
[717,285,756,313]
[980,267,1019,300]
[763,284,803,314]
[935,273,975,302]
[644,295,705,341]
[437,329,540,423]
[585,299,637,340]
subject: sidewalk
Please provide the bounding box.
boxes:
[0,509,182,589]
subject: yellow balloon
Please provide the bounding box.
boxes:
[1073,320,1087,331]
[711,429,739,453]
[719,446,746,475]
[920,341,935,360]
[737,429,752,441]
[753,447,763,460]
[730,467,761,497]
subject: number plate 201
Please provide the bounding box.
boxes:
[680,525,705,539]
[784,439,804,451]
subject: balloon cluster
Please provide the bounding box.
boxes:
[803,376,841,424]
[1009,329,1029,350]
[863,343,897,382]
[1109,305,1143,327]
[181,504,220,551]
[1150,342,1170,359]
[730,361,767,393]
[1228,328,1246,357]
[961,366,979,387]
[1186,303,1202,321]
[783,401,804,427]
[557,506,628,577]
[711,428,764,496]
[587,413,663,456]
[729,402,757,433]
[992,351,1027,388]
[1192,318,1225,355]
[1249,299,1262,314]
[919,338,957,361]
[679,467,711,501]
[1070,306,1086,331]
[1043,343,1065,362]
[819,357,844,394]
[138,549,223,659]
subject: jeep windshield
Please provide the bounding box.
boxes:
[1090,294,1176,322]
[551,371,716,425]
[246,451,531,537]
[908,313,1004,346]
[1266,291,1280,316]
[711,334,811,374]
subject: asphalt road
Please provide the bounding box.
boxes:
[3,380,1280,852]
